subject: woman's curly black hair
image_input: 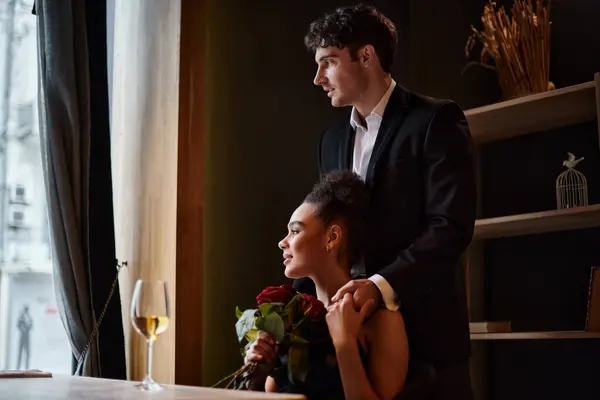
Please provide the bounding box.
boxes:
[304,4,398,73]
[304,170,370,268]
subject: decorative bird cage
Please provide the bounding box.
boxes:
[556,152,588,209]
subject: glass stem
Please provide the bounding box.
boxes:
[146,338,154,380]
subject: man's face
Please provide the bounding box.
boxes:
[313,46,366,107]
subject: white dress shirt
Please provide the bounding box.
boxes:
[350,79,399,312]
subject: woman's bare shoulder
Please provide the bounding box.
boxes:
[363,308,406,340]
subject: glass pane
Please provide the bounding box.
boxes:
[0,0,71,374]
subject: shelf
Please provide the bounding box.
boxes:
[470,321,511,333]
[465,80,597,145]
[471,331,600,340]
[473,204,600,240]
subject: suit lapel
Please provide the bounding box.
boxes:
[339,123,354,170]
[365,86,410,183]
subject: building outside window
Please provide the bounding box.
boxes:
[0,0,70,373]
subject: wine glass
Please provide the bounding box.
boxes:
[130,279,170,391]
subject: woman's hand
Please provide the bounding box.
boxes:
[326,292,375,347]
[244,331,279,369]
[331,279,382,317]
[243,331,279,390]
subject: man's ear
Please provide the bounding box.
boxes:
[361,44,376,67]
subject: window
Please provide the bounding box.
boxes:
[13,184,26,203]
[0,0,71,374]
[15,102,33,139]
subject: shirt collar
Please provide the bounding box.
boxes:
[350,79,396,130]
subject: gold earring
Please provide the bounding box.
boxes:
[326,245,331,252]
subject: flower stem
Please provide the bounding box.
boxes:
[225,363,253,389]
[212,365,246,388]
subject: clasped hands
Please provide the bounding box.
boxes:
[245,279,381,366]
[326,279,381,346]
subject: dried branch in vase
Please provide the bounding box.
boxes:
[464,0,553,100]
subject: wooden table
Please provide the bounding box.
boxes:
[0,375,306,399]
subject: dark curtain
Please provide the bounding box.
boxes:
[35,0,126,378]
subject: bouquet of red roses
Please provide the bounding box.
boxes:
[213,284,327,390]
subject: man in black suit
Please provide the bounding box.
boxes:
[298,4,477,399]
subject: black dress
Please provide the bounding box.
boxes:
[273,339,368,400]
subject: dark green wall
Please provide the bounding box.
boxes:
[201,0,413,385]
[201,0,600,394]
[201,0,410,385]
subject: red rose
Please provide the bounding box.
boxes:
[256,284,296,305]
[299,294,326,319]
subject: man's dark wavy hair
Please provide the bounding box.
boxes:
[304,170,370,268]
[304,4,398,73]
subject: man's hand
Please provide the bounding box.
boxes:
[331,279,382,316]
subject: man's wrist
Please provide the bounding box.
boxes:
[368,274,400,311]
[366,279,383,303]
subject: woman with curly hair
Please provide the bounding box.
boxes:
[245,170,409,400]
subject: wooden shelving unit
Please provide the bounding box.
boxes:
[471,331,600,340]
[464,72,600,398]
[465,80,598,144]
[474,204,600,239]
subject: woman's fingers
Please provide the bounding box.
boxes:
[246,351,263,362]
[257,330,275,343]
[247,338,277,363]
[340,292,354,310]
[256,338,276,359]
[245,331,281,365]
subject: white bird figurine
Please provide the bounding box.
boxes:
[563,152,584,169]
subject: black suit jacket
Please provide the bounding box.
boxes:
[298,84,476,369]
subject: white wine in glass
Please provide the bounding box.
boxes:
[131,279,170,391]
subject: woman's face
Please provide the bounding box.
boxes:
[278,202,332,279]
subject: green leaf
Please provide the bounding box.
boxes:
[259,303,274,317]
[291,313,309,331]
[285,294,300,314]
[287,344,309,385]
[245,328,259,342]
[272,303,285,314]
[255,315,265,331]
[286,333,309,344]
[281,295,300,330]
[235,309,257,343]
[235,306,243,319]
[262,312,285,343]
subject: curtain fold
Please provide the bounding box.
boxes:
[35,0,125,378]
